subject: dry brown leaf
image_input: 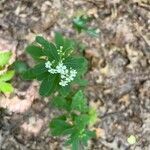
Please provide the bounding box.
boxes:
[115,22,135,46]
[0,38,17,52]
[119,94,130,106]
[125,44,143,69]
[94,127,106,138]
[85,49,99,59]
[87,8,98,18]
[20,117,47,136]
[0,85,38,113]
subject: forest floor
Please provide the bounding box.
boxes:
[0,0,150,150]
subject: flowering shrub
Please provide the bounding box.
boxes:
[45,61,77,86]
[0,51,14,93]
[22,33,97,149]
[23,32,87,96]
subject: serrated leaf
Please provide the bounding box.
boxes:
[22,62,47,80]
[26,44,44,59]
[0,82,14,93]
[63,57,88,75]
[75,114,90,129]
[50,117,72,136]
[63,38,74,55]
[52,96,70,111]
[65,130,80,146]
[36,36,59,61]
[71,90,88,112]
[81,130,96,145]
[39,74,59,96]
[0,51,12,67]
[36,72,49,81]
[59,84,71,97]
[55,32,64,49]
[88,108,97,126]
[73,16,88,32]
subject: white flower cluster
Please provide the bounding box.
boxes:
[45,61,77,87]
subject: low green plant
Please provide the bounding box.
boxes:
[50,90,96,150]
[22,33,96,149]
[0,51,14,93]
[73,15,99,37]
[13,60,28,74]
[22,32,88,96]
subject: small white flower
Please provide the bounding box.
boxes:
[63,69,69,74]
[60,46,63,50]
[59,80,68,86]
[45,61,52,68]
[48,68,57,74]
[57,46,63,53]
[65,78,71,82]
[69,76,74,81]
[56,63,67,74]
[45,60,77,87]
[61,74,66,79]
[70,69,77,77]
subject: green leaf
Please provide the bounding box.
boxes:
[72,140,80,150]
[59,84,71,97]
[0,70,14,81]
[72,78,88,86]
[0,82,14,93]
[55,32,64,49]
[51,96,70,111]
[71,90,88,113]
[26,44,44,59]
[73,16,88,32]
[63,57,88,75]
[88,108,97,126]
[65,131,80,146]
[0,51,12,67]
[75,114,90,129]
[63,38,74,55]
[36,36,59,61]
[50,117,72,136]
[13,60,28,74]
[36,72,49,81]
[22,62,47,80]
[39,74,59,96]
[81,130,96,145]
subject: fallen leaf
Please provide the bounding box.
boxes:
[0,84,38,113]
[20,117,47,136]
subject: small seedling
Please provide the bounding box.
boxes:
[73,15,100,37]
[0,51,14,93]
[50,90,96,149]
[13,60,28,74]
